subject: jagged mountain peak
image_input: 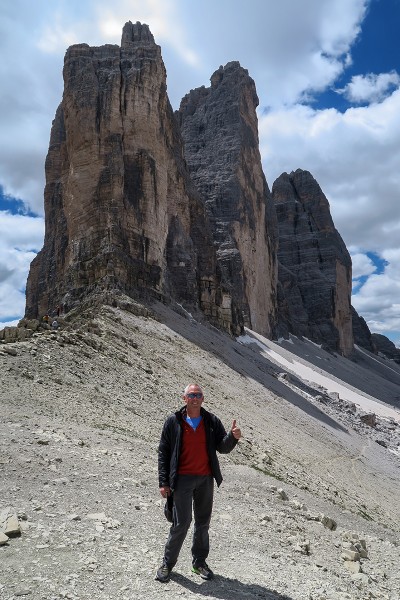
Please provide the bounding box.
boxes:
[24,22,391,359]
[121,21,155,46]
[273,168,353,355]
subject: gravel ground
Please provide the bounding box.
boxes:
[1,295,400,600]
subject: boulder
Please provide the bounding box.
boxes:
[320,515,337,531]
[360,413,377,427]
[0,532,9,545]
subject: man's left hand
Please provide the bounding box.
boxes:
[231,419,241,439]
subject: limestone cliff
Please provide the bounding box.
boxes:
[352,307,374,352]
[177,62,278,337]
[371,334,400,364]
[25,22,241,334]
[273,170,353,356]
[25,22,363,354]
[352,308,400,362]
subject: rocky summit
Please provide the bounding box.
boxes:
[273,170,353,356]
[178,61,278,338]
[25,22,242,336]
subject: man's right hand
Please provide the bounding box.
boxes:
[160,486,171,498]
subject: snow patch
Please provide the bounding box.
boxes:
[239,329,400,423]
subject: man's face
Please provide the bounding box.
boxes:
[183,385,204,410]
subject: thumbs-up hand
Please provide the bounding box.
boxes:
[231,419,241,440]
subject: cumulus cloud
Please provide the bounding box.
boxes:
[258,81,400,343]
[337,71,400,104]
[0,212,44,252]
[95,0,201,68]
[259,87,400,251]
[172,0,367,109]
[352,249,400,343]
[0,2,63,214]
[351,252,376,279]
[0,212,44,322]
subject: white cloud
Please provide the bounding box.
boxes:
[0,0,369,213]
[338,71,400,104]
[0,212,44,251]
[170,0,368,109]
[258,82,400,342]
[0,212,44,321]
[352,249,400,341]
[351,252,376,279]
[95,0,201,67]
[259,87,400,251]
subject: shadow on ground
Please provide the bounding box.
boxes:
[154,302,348,434]
[171,572,293,600]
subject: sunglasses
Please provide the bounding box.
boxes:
[186,393,203,399]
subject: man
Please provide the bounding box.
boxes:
[156,383,241,583]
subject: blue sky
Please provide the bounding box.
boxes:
[0,0,399,347]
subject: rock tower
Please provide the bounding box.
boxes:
[25,22,242,333]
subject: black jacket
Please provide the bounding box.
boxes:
[158,406,238,490]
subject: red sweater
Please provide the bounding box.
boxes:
[178,418,212,476]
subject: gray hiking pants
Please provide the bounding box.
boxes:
[164,474,214,568]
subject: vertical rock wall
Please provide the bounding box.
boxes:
[352,307,374,351]
[25,22,241,334]
[273,170,353,356]
[177,62,278,337]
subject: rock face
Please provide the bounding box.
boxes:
[25,22,242,334]
[352,307,374,352]
[273,170,353,356]
[352,308,400,363]
[177,62,278,337]
[25,22,361,353]
[371,333,400,363]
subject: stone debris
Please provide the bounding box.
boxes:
[1,293,400,599]
[351,572,370,586]
[289,500,307,510]
[340,531,370,581]
[293,539,311,555]
[68,514,81,521]
[277,488,289,500]
[344,560,361,574]
[260,513,272,522]
[86,512,107,521]
[320,515,337,531]
[0,531,9,545]
[0,508,23,549]
[1,345,18,356]
[341,547,361,561]
[0,508,22,538]
[341,532,368,558]
[359,413,377,427]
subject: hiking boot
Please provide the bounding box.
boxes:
[192,562,214,580]
[156,561,171,583]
